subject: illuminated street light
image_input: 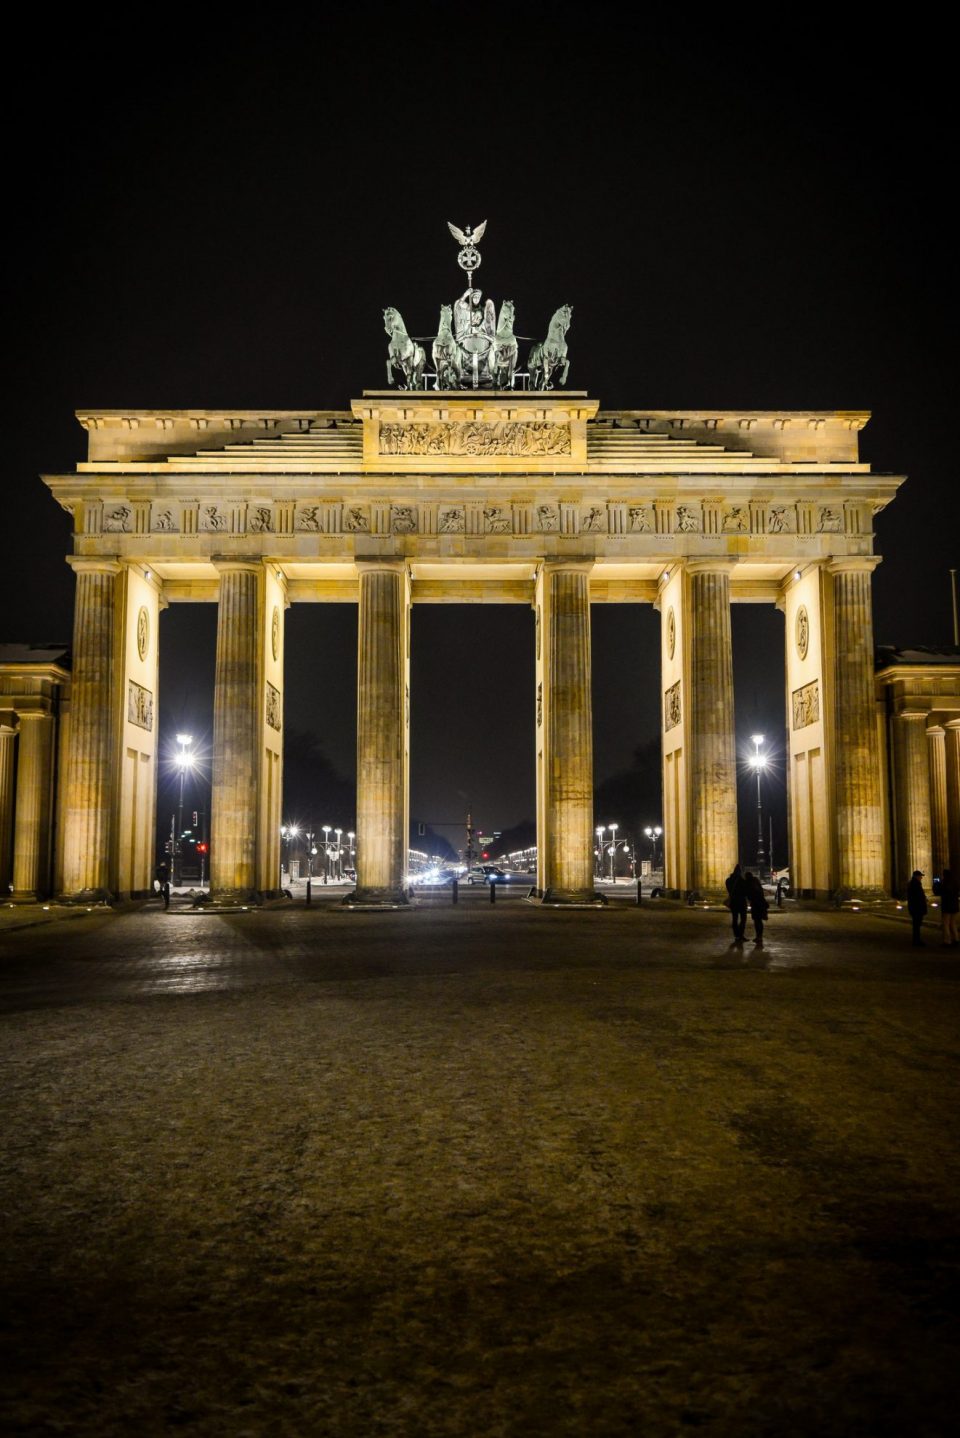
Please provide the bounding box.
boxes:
[644,824,663,868]
[750,734,767,877]
[173,735,194,886]
[608,822,618,881]
[596,825,605,879]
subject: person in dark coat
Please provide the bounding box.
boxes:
[155,861,170,911]
[744,870,768,945]
[725,863,748,942]
[906,870,927,946]
[939,868,959,947]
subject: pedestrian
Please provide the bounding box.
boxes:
[725,863,748,943]
[906,869,927,946]
[155,861,170,911]
[744,870,768,945]
[939,867,959,947]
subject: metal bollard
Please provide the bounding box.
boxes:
[636,879,642,906]
[489,879,496,904]
[306,878,312,906]
[452,878,458,905]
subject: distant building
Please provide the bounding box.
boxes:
[876,645,960,897]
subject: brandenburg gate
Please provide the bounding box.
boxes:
[41,392,903,905]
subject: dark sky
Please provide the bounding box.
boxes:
[4,16,952,850]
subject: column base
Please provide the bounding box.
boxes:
[832,887,890,907]
[344,887,411,909]
[57,888,115,905]
[536,887,607,907]
[204,889,262,910]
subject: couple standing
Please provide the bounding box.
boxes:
[726,864,768,945]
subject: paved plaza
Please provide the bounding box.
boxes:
[2,897,958,1435]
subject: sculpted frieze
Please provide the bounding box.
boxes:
[792,679,820,730]
[581,505,606,533]
[248,505,272,533]
[391,505,417,533]
[628,504,654,533]
[103,504,132,533]
[296,505,323,532]
[199,504,228,532]
[664,680,682,731]
[722,506,748,532]
[438,507,465,534]
[676,505,701,533]
[483,506,511,534]
[152,506,178,532]
[378,420,571,458]
[343,506,369,533]
[767,505,795,533]
[535,504,559,531]
[127,680,153,731]
[818,506,842,532]
[265,682,282,733]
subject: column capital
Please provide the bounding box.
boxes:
[540,558,594,575]
[211,556,264,576]
[945,718,960,732]
[827,556,882,576]
[66,556,122,576]
[354,558,409,576]
[684,558,738,578]
[927,724,946,738]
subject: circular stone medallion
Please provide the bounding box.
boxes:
[136,606,149,661]
[666,607,676,660]
[796,605,809,661]
[271,606,280,662]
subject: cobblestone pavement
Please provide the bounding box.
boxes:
[2,901,958,1435]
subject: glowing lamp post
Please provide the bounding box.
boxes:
[596,825,605,879]
[174,734,194,887]
[608,822,619,881]
[644,824,662,869]
[750,734,767,877]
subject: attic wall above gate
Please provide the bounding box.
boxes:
[44,396,904,606]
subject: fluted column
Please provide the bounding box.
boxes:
[687,561,738,893]
[0,714,17,895]
[927,725,948,879]
[355,561,409,904]
[540,561,595,903]
[828,559,886,896]
[11,712,56,899]
[946,721,960,875]
[892,712,932,895]
[60,559,120,897]
[211,561,263,901]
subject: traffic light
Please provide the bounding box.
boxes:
[196,843,208,855]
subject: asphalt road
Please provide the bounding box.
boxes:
[2,900,958,1435]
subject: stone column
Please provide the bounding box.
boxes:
[355,561,409,904]
[927,725,949,879]
[946,720,960,875]
[828,559,886,897]
[686,561,738,893]
[891,712,932,895]
[60,559,121,898]
[0,713,17,894]
[541,561,595,903]
[11,712,56,899]
[211,561,263,902]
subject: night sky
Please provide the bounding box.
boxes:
[4,17,952,858]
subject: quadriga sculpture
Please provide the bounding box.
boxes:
[490,300,519,389]
[384,307,426,390]
[528,304,573,390]
[432,305,460,390]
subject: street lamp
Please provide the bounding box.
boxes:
[644,824,662,869]
[335,828,343,880]
[173,734,194,887]
[609,822,618,881]
[322,825,331,882]
[596,825,605,879]
[750,734,767,877]
[280,824,299,887]
[347,831,355,874]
